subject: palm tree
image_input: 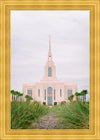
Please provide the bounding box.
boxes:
[11,90,15,101]
[81,90,88,102]
[68,95,74,102]
[75,92,81,101]
[75,92,79,101]
[19,93,23,101]
[25,95,33,102]
[11,90,24,102]
[79,92,83,102]
[16,91,21,101]
[13,91,18,101]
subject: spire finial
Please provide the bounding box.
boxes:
[48,35,52,61]
[49,35,51,51]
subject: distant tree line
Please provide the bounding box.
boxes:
[11,90,33,102]
[11,89,88,103]
[68,90,88,102]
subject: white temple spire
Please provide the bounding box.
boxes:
[48,35,52,61]
[49,35,51,51]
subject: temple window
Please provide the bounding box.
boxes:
[54,89,55,100]
[68,90,72,97]
[48,67,52,77]
[44,89,46,100]
[27,90,32,97]
[38,89,40,97]
[48,87,52,94]
[60,89,62,97]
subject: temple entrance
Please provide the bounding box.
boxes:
[47,87,52,106]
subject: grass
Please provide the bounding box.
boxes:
[11,101,50,129]
[11,101,89,129]
[52,101,89,129]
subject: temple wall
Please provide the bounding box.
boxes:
[22,82,77,105]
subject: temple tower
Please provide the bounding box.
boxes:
[41,36,59,82]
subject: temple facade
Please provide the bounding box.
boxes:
[22,36,77,106]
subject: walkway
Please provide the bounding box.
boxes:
[29,110,60,129]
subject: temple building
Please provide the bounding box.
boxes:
[22,36,77,106]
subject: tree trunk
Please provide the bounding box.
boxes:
[16,96,18,102]
[12,94,13,101]
[81,96,82,102]
[76,96,78,102]
[83,95,85,102]
[85,94,86,102]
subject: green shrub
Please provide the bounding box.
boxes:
[60,101,66,105]
[11,101,49,129]
[68,95,74,102]
[25,95,33,102]
[52,101,89,129]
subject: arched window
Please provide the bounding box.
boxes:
[47,87,52,94]
[48,67,52,77]
[47,87,52,106]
